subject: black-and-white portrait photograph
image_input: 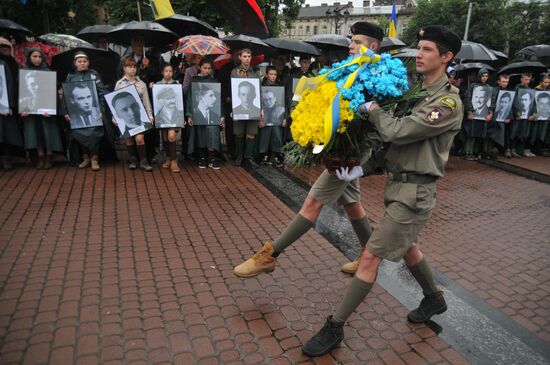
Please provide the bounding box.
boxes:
[191,82,221,126]
[0,65,8,114]
[104,85,152,138]
[261,86,285,127]
[62,81,102,129]
[471,84,492,120]
[152,84,184,128]
[517,88,536,120]
[18,69,57,115]
[535,90,550,121]
[494,90,515,123]
[292,78,300,94]
[231,78,261,121]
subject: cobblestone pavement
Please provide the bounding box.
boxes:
[495,156,550,176]
[0,163,468,365]
[289,157,550,344]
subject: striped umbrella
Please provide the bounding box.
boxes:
[177,35,229,56]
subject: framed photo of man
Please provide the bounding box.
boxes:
[18,69,57,115]
[517,89,535,120]
[104,84,152,138]
[0,64,8,114]
[494,90,515,123]
[152,84,184,128]
[62,81,103,129]
[190,82,222,126]
[471,84,492,120]
[535,90,550,121]
[261,86,285,126]
[231,78,261,120]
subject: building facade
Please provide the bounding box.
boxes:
[281,0,416,40]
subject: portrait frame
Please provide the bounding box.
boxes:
[104,84,152,137]
[0,64,8,114]
[471,84,492,120]
[231,77,261,121]
[517,88,536,120]
[190,81,221,126]
[18,69,57,115]
[494,90,515,123]
[62,80,103,130]
[152,84,184,128]
[535,90,550,121]
[261,86,285,127]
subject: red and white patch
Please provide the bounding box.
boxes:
[427,108,443,123]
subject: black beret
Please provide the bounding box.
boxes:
[350,22,384,42]
[417,25,462,56]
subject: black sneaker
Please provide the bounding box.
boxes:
[198,158,207,169]
[128,157,137,170]
[245,157,259,169]
[208,159,220,170]
[302,316,344,357]
[271,156,283,168]
[140,159,153,172]
[407,292,447,323]
[234,156,243,166]
[261,155,270,165]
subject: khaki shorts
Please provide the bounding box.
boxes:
[366,179,436,262]
[233,120,258,137]
[308,169,361,206]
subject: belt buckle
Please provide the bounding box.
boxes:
[401,172,408,183]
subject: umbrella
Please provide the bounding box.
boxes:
[177,35,229,56]
[453,62,494,72]
[209,0,268,38]
[380,37,406,53]
[0,19,32,38]
[518,44,550,58]
[13,41,61,67]
[489,49,508,60]
[263,38,320,56]
[157,15,218,38]
[77,24,115,43]
[304,34,350,49]
[392,48,418,58]
[51,47,120,86]
[222,34,272,55]
[497,61,547,75]
[39,34,93,49]
[108,21,178,46]
[455,41,497,61]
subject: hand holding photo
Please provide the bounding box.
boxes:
[231,78,261,121]
[18,69,57,115]
[152,84,184,128]
[494,90,514,123]
[191,82,222,126]
[62,80,103,129]
[261,86,285,126]
[104,84,152,137]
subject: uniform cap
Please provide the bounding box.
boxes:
[417,25,461,56]
[350,22,384,42]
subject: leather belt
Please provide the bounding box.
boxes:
[389,172,438,184]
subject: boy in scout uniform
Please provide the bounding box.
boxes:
[233,22,385,278]
[301,25,463,357]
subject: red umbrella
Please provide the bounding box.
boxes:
[14,41,61,67]
[209,0,268,38]
[177,35,229,56]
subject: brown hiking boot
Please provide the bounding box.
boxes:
[233,242,277,278]
[162,158,171,169]
[91,155,100,171]
[341,248,364,274]
[79,154,90,169]
[170,159,180,173]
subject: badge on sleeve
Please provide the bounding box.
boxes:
[438,95,458,112]
[427,108,443,123]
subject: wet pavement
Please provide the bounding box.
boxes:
[0,156,548,364]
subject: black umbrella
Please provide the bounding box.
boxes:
[108,21,178,46]
[157,14,218,38]
[304,34,350,49]
[263,38,320,56]
[392,47,418,59]
[498,61,547,75]
[518,44,550,58]
[77,24,115,43]
[51,47,120,86]
[455,41,497,61]
[222,34,272,55]
[489,49,508,60]
[380,37,406,53]
[454,62,494,72]
[0,19,32,38]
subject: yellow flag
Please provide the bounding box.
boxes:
[150,0,175,20]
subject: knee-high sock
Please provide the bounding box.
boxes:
[136,144,147,161]
[244,138,255,158]
[127,144,138,159]
[235,137,244,158]
[333,276,373,324]
[351,216,372,248]
[408,258,439,295]
[272,214,313,256]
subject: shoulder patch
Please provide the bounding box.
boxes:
[438,95,458,111]
[427,108,443,123]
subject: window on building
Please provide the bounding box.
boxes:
[313,25,318,34]
[306,25,310,34]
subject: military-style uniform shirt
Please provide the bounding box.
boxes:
[366,74,463,177]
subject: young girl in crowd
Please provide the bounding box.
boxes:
[186,59,224,169]
[19,48,63,169]
[259,66,286,167]
[114,57,154,171]
[156,63,181,173]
